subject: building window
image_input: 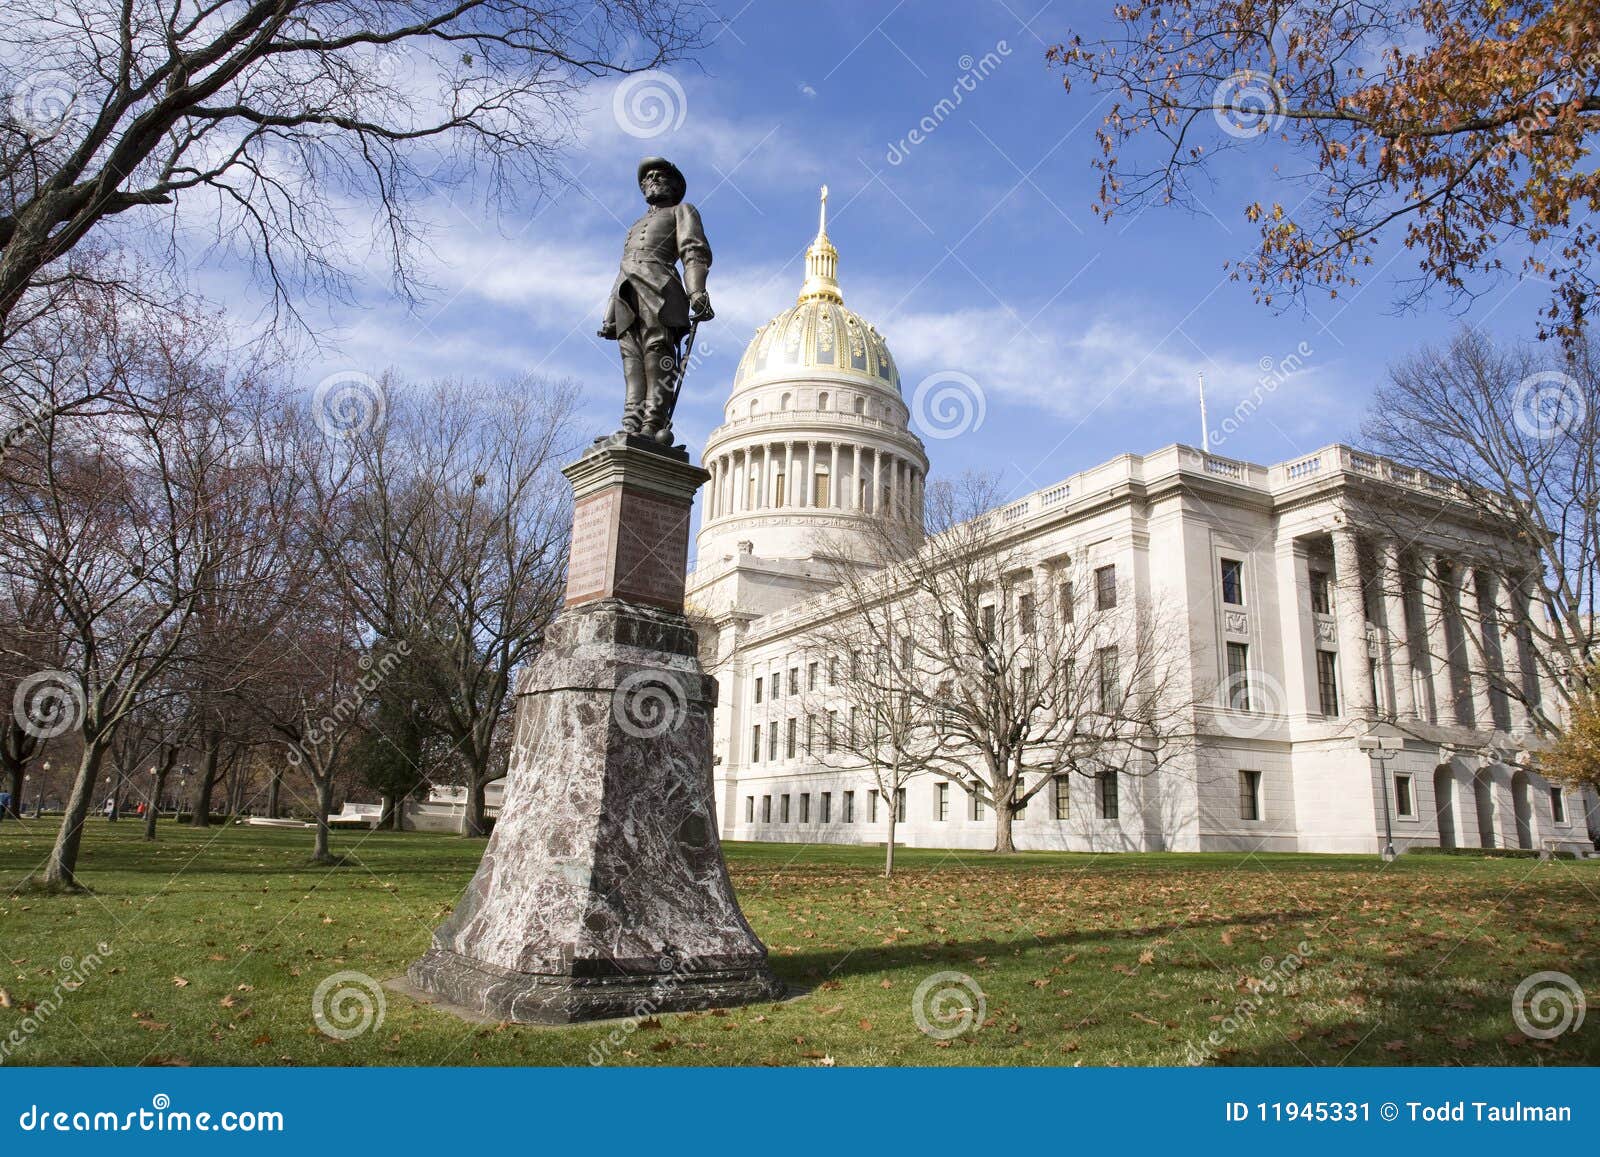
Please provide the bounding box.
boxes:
[868,790,878,823]
[1095,564,1117,610]
[827,710,837,752]
[780,794,791,823]
[1097,646,1120,711]
[1058,580,1075,623]
[1018,592,1036,635]
[969,787,985,820]
[1394,774,1414,818]
[818,391,830,410]
[849,707,858,744]
[1368,657,1380,711]
[761,795,772,823]
[895,787,907,823]
[820,792,832,823]
[982,603,996,639]
[1013,778,1028,818]
[773,472,786,506]
[1551,787,1567,824]
[813,470,830,508]
[745,796,754,823]
[1220,557,1244,605]
[754,677,763,704]
[936,782,949,821]
[1098,771,1119,820]
[789,667,799,696]
[827,656,837,685]
[806,714,817,756]
[786,717,797,758]
[807,661,818,690]
[843,791,855,822]
[799,792,810,823]
[1316,650,1340,716]
[1238,770,1261,821]
[751,725,760,763]
[1053,775,1070,820]
[772,670,782,700]
[1226,642,1251,710]
[768,725,778,761]
[1310,569,1332,615]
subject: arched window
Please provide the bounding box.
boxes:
[780,392,791,411]
[749,399,760,418]
[817,392,830,411]
[853,396,865,415]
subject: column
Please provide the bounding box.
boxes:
[1495,574,1533,735]
[829,442,839,508]
[1438,557,1472,726]
[852,444,861,511]
[806,442,817,508]
[1421,552,1455,726]
[760,444,771,509]
[888,453,899,519]
[1330,526,1375,719]
[1468,570,1502,732]
[1377,539,1417,719]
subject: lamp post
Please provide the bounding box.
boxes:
[1359,731,1406,861]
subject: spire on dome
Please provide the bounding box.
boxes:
[798,184,842,304]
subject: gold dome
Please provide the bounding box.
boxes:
[732,186,901,394]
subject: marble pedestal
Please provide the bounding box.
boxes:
[407,435,783,1023]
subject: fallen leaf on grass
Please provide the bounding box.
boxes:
[171,976,189,988]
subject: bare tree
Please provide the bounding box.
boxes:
[0,0,704,337]
[324,377,579,836]
[0,325,256,888]
[812,474,1195,854]
[1361,327,1600,735]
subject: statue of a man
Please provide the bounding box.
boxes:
[598,157,713,444]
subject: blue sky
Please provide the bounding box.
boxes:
[264,0,1549,520]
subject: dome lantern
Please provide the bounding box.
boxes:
[798,185,842,305]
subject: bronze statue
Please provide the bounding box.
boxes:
[599,157,714,444]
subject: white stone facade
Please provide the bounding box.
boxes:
[684,204,1597,857]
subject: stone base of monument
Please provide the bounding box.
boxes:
[406,437,783,1025]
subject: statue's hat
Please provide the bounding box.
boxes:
[637,157,686,189]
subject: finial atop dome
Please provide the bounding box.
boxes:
[798,184,842,305]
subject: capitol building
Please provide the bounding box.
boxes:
[684,192,1596,857]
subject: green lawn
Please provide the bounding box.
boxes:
[1,819,1596,1066]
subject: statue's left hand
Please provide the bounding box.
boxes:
[690,291,714,322]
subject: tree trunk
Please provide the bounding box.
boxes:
[463,774,487,838]
[311,776,335,864]
[143,768,167,841]
[6,763,23,819]
[884,808,897,878]
[107,768,123,821]
[379,793,399,831]
[41,745,106,889]
[993,793,1017,854]
[265,768,281,819]
[191,740,220,826]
